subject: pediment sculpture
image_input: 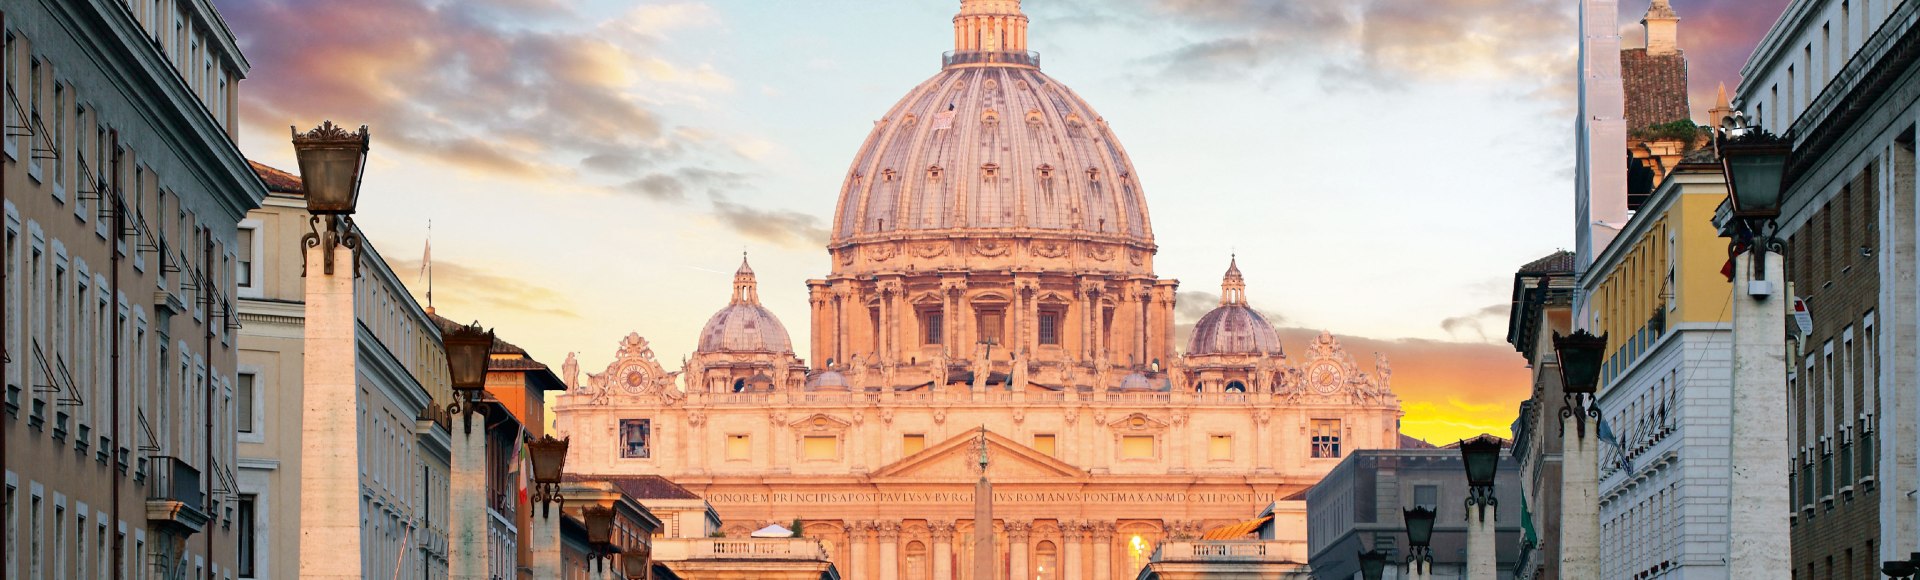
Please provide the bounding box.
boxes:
[580,333,683,405]
[1279,331,1395,405]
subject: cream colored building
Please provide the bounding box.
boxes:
[233,164,457,579]
[4,0,262,579]
[555,2,1405,578]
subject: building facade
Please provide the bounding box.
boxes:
[1579,154,1736,580]
[555,1,1406,578]
[233,163,457,579]
[1304,447,1524,580]
[1503,251,1575,580]
[1731,0,1920,575]
[4,0,263,578]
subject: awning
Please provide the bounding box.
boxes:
[1200,515,1273,540]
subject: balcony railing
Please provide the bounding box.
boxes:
[942,50,1041,68]
[653,537,832,562]
[145,456,209,535]
[1150,540,1306,564]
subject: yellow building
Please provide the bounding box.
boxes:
[1576,150,1735,578]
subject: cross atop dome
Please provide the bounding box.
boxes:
[733,253,760,305]
[1221,256,1247,306]
[953,0,1031,61]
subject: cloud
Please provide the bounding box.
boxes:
[710,195,830,248]
[1439,303,1510,343]
[384,256,582,319]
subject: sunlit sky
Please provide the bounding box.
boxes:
[213,0,1788,442]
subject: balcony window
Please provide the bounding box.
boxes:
[922,310,943,345]
[1311,419,1341,458]
[621,419,651,459]
[1038,311,1061,345]
[1121,435,1155,460]
[803,436,839,461]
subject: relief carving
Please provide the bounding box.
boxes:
[868,244,900,262]
[1087,244,1117,262]
[974,240,1012,257]
[913,243,950,259]
[1033,241,1069,259]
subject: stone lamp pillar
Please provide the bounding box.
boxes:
[1728,249,1791,580]
[1553,330,1606,580]
[291,121,370,580]
[1458,435,1503,580]
[443,322,497,580]
[528,436,570,578]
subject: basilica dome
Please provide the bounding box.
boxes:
[829,0,1153,265]
[696,257,795,354]
[1186,259,1283,356]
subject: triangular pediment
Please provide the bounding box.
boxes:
[871,428,1086,480]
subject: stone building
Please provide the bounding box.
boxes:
[554,1,1407,578]
[1503,251,1575,580]
[3,1,263,578]
[1304,446,1523,580]
[1730,0,1920,575]
[1580,152,1735,579]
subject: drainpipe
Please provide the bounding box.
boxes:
[203,225,216,579]
[109,129,125,580]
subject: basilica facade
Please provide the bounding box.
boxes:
[553,1,1404,578]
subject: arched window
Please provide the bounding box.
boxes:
[1034,540,1059,580]
[906,540,930,580]
[1225,381,1247,393]
[732,378,747,393]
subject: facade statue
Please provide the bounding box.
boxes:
[562,351,580,390]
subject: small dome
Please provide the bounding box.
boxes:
[805,370,849,390]
[1187,306,1282,356]
[1118,372,1151,390]
[697,304,794,354]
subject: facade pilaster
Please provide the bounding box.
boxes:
[878,521,902,580]
[850,520,875,579]
[1007,521,1032,580]
[1061,521,1084,580]
[933,521,957,580]
[297,243,362,580]
[449,423,490,580]
[1559,422,1600,578]
[1091,521,1114,580]
[1468,511,1496,579]
[1254,409,1274,473]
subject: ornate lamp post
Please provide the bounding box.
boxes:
[528,435,571,577]
[1358,549,1388,580]
[444,320,494,580]
[1404,506,1436,580]
[1459,435,1502,579]
[1552,330,1606,579]
[622,547,653,580]
[292,122,369,276]
[1715,111,1793,580]
[292,121,373,580]
[586,505,624,579]
[1886,558,1918,580]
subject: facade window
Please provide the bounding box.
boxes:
[1035,540,1058,580]
[726,434,750,460]
[902,434,926,456]
[238,495,256,578]
[1208,434,1233,461]
[1120,435,1154,459]
[922,310,943,345]
[979,311,1005,345]
[1224,381,1246,393]
[237,373,254,434]
[236,226,255,288]
[905,541,930,580]
[1032,434,1056,457]
[1038,311,1060,345]
[1311,419,1341,458]
[620,419,651,459]
[803,436,839,461]
[1414,484,1438,508]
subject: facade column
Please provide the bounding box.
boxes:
[933,521,957,580]
[1061,522,1084,580]
[1254,411,1273,473]
[1091,522,1114,580]
[1559,409,1600,578]
[1007,521,1031,580]
[529,506,563,579]
[297,241,362,580]
[850,521,874,580]
[449,422,489,579]
[879,521,901,580]
[879,287,893,363]
[1728,249,1790,580]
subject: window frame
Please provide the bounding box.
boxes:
[620,418,652,459]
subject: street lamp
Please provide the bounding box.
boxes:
[1357,549,1388,580]
[528,435,569,517]
[291,121,370,277]
[1716,110,1792,282]
[585,505,623,570]
[1459,435,1503,521]
[622,547,652,580]
[1553,330,1607,438]
[443,321,494,434]
[1404,506,1435,576]
[1885,559,1917,580]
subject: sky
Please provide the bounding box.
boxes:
[211,0,1790,443]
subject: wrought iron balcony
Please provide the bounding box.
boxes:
[145,456,209,535]
[942,50,1041,69]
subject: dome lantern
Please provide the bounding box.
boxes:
[950,0,1034,67]
[733,253,760,306]
[1221,256,1247,306]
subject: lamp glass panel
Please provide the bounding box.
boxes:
[1726,153,1787,214]
[1404,508,1436,545]
[294,147,363,214]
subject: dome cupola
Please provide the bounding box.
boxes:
[1186,257,1283,356]
[696,254,795,354]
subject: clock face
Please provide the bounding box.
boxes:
[622,368,649,393]
[1309,363,1341,394]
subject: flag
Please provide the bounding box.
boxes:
[511,426,530,505]
[1596,415,1618,447]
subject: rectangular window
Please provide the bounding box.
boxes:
[1038,311,1060,345]
[726,434,750,461]
[32,494,42,580]
[1311,419,1342,458]
[1414,484,1438,508]
[236,226,254,288]
[620,419,651,459]
[1120,435,1155,459]
[979,311,1005,345]
[803,436,839,461]
[1032,434,1056,457]
[922,311,942,345]
[902,434,925,456]
[238,495,256,577]
[237,373,254,434]
[1208,434,1233,461]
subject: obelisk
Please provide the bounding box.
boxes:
[974,428,996,580]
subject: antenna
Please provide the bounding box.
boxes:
[422,220,434,313]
